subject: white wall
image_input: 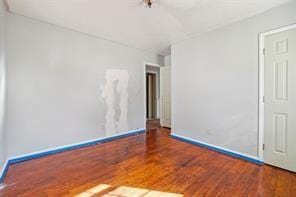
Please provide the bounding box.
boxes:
[164,55,171,67]
[0,0,7,174]
[6,13,164,157]
[172,2,296,157]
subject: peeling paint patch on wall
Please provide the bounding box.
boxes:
[101,69,129,136]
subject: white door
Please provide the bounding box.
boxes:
[264,28,296,172]
[160,66,171,128]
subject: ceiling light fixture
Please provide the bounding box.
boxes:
[146,0,153,8]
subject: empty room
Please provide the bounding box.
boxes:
[0,0,296,196]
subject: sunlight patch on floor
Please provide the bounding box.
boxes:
[75,184,183,197]
[0,184,6,190]
[75,184,111,197]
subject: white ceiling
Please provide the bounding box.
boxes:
[7,0,291,55]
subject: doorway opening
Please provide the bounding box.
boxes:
[144,63,171,130]
[146,65,159,120]
[145,65,160,128]
[146,73,157,119]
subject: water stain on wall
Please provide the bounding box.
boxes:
[101,69,129,136]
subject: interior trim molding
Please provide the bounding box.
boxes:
[171,133,263,165]
[0,128,145,183]
[0,160,9,183]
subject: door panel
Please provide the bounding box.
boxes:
[264,28,296,172]
[273,113,287,154]
[274,61,288,101]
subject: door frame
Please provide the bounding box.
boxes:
[258,23,296,161]
[143,62,163,127]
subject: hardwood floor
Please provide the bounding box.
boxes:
[1,125,296,196]
[146,119,161,130]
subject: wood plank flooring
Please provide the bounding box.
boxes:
[1,123,296,196]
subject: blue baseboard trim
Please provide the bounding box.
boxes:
[0,128,145,183]
[0,161,9,183]
[171,133,263,165]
